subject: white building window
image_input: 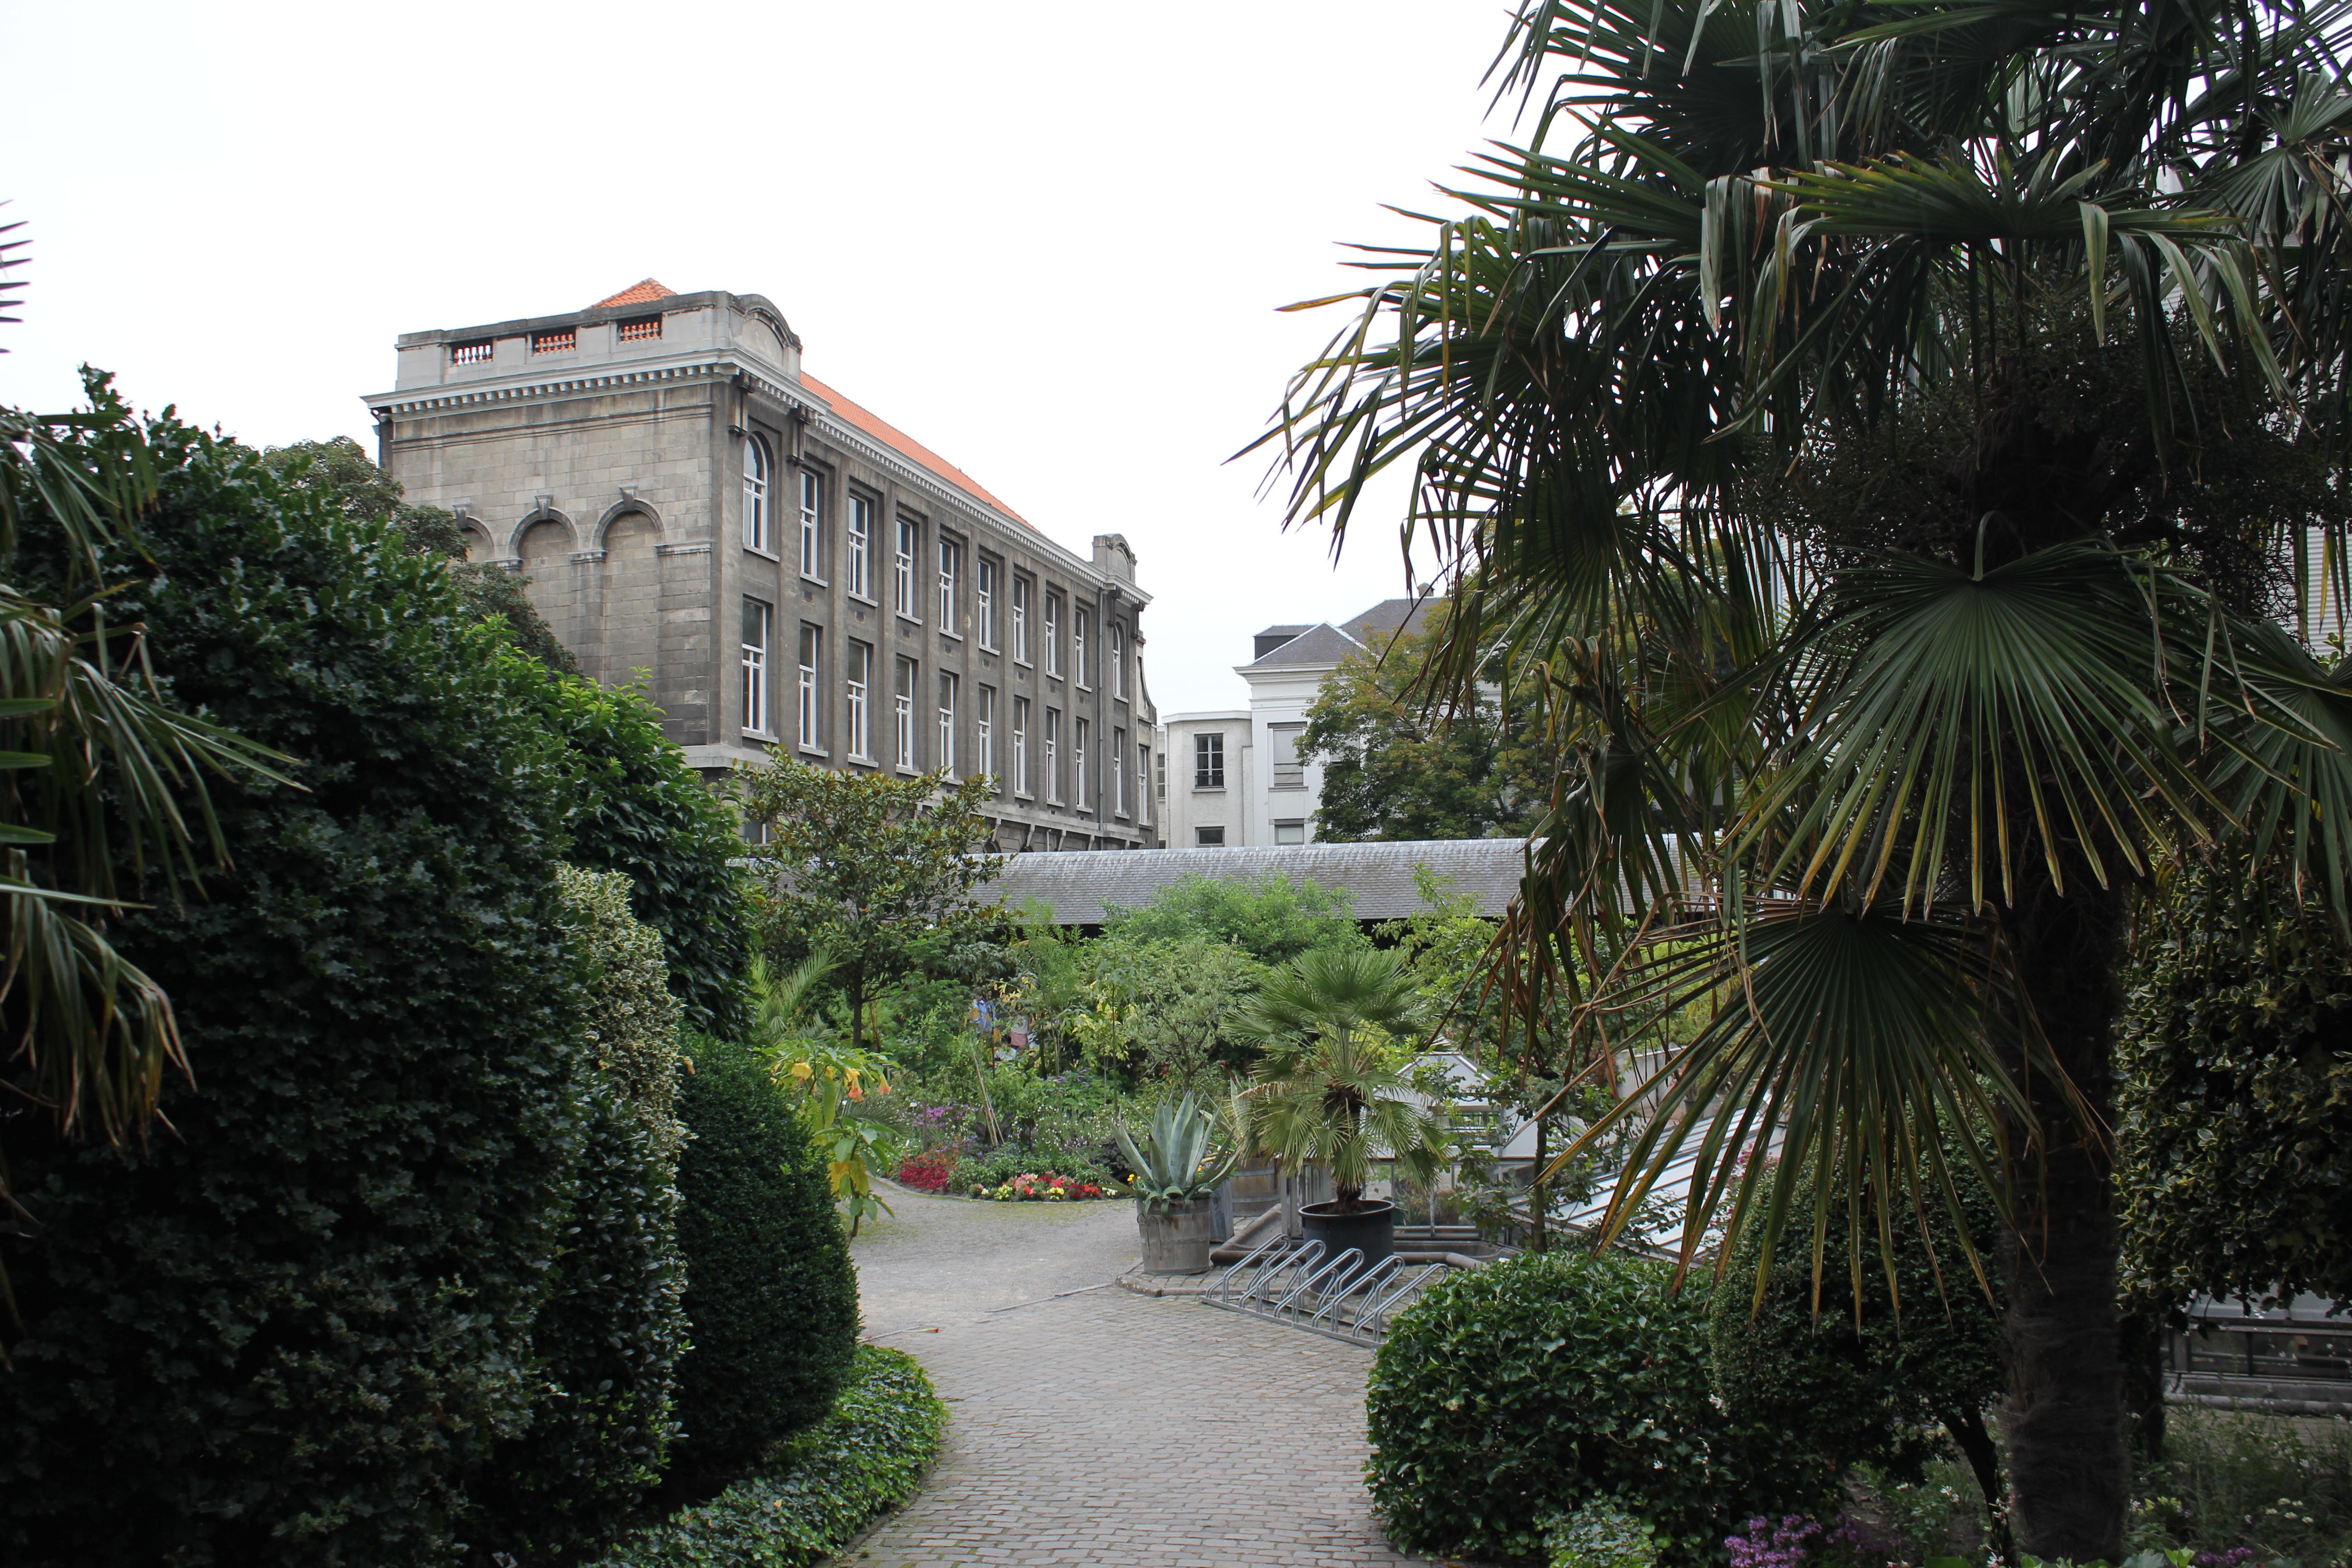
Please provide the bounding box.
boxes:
[894,515,919,619]
[1113,727,1127,816]
[1074,717,1089,809]
[1073,607,1090,688]
[1274,819,1307,845]
[975,558,998,649]
[845,639,873,761]
[797,623,822,750]
[1270,723,1306,789]
[937,539,960,632]
[1110,622,1126,698]
[1139,743,1152,823]
[846,495,873,599]
[743,436,771,554]
[1044,591,1062,676]
[1012,575,1032,663]
[1194,732,1224,788]
[1196,825,1226,847]
[1155,746,1166,803]
[894,656,918,770]
[1012,696,1031,795]
[1044,708,1062,802]
[798,469,822,578]
[977,685,996,784]
[741,598,772,735]
[936,671,959,778]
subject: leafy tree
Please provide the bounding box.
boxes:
[739,760,1000,1049]
[260,436,578,674]
[1300,610,1558,841]
[1259,0,2352,1553]
[2119,853,2352,1311]
[1074,933,1267,1090]
[1101,870,1363,964]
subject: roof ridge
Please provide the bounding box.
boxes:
[592,278,677,309]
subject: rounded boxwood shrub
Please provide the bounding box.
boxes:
[672,1033,859,1471]
[0,408,593,1566]
[1366,1250,1784,1567]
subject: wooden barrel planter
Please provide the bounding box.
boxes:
[1135,1196,1219,1275]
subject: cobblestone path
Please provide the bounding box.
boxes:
[844,1188,1461,1568]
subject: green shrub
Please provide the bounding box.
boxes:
[1100,870,1363,964]
[0,411,593,1566]
[950,1142,1115,1193]
[557,862,687,1171]
[1367,1250,1784,1567]
[589,1345,946,1568]
[542,677,751,1037]
[673,1033,860,1470]
[1546,1499,1664,1568]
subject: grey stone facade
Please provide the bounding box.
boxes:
[366,281,1161,852]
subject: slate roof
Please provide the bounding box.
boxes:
[1340,597,1438,645]
[1242,622,1367,671]
[979,838,1530,926]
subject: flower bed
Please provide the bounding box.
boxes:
[973,1171,1116,1202]
[895,1148,957,1193]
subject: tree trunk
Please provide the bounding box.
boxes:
[1999,872,2131,1563]
[1939,1405,2009,1560]
[1528,1110,1548,1254]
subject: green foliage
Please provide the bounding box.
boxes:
[1101,870,1363,964]
[750,954,902,1235]
[2119,854,2352,1309]
[1367,1251,1790,1567]
[1116,1092,1245,1206]
[1075,932,1267,1088]
[0,410,593,1566]
[672,1032,860,1472]
[1546,1498,1664,1568]
[542,675,751,1038]
[259,434,579,675]
[1707,1166,2006,1508]
[2131,1406,2352,1567]
[741,760,1000,1047]
[557,862,687,1171]
[1300,610,1558,843]
[588,1345,947,1568]
[948,1142,1114,1193]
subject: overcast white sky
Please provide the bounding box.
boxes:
[2,1,1515,715]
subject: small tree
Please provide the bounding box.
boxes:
[739,760,999,1049]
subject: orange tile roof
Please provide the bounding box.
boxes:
[592,278,676,309]
[799,372,1032,529]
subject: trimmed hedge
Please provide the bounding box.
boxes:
[1367,1250,1784,1568]
[673,1034,861,1470]
[588,1345,945,1568]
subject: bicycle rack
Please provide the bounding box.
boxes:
[1202,1233,1463,1345]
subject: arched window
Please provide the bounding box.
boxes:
[743,435,771,553]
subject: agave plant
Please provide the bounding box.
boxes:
[1115,1092,1244,1210]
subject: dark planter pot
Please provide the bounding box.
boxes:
[1298,1199,1396,1268]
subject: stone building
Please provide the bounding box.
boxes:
[365,280,1160,852]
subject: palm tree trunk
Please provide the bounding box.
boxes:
[1999,872,2131,1563]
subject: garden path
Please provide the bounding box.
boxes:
[844,1187,1470,1568]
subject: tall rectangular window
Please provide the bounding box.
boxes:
[797,469,822,578]
[1113,727,1127,816]
[937,539,960,631]
[1275,820,1307,845]
[740,599,772,736]
[893,657,918,770]
[893,515,919,619]
[1073,717,1089,808]
[743,436,772,554]
[1271,722,1306,789]
[1155,746,1166,804]
[1011,576,1032,663]
[1044,708,1062,802]
[976,684,996,783]
[1073,608,1090,688]
[796,623,822,750]
[975,558,998,649]
[1194,732,1224,788]
[846,495,873,599]
[936,671,958,779]
[1044,591,1062,676]
[1012,697,1031,795]
[845,639,873,761]
[1140,744,1152,822]
[1110,622,1126,698]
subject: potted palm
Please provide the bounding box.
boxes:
[1238,947,1447,1267]
[1117,1092,1245,1274]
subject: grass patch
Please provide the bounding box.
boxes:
[2131,1406,2352,1566]
[590,1345,946,1568]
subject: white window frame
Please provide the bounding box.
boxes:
[937,671,958,779]
[741,598,772,736]
[1271,722,1307,789]
[1140,743,1152,823]
[894,656,918,771]
[1113,727,1127,817]
[1274,819,1308,846]
[1044,591,1062,676]
[846,494,874,600]
[1073,716,1089,811]
[937,538,960,632]
[1195,732,1224,788]
[796,623,822,751]
[1011,575,1032,664]
[975,558,998,650]
[893,515,919,620]
[743,436,771,554]
[1111,622,1126,698]
[1045,708,1062,803]
[1073,607,1090,689]
[977,684,996,783]
[797,468,822,579]
[1012,696,1031,795]
[845,639,873,761]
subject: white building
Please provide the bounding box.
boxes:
[1158,600,1432,849]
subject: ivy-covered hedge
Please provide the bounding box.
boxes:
[590,1345,946,1568]
[1367,1251,1785,1568]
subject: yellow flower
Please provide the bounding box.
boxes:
[788,1061,813,1083]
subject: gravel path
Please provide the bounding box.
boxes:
[843,1187,1460,1568]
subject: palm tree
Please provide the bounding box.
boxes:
[1258,1,2352,1555]
[1237,948,1447,1213]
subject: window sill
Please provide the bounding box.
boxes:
[800,572,829,588]
[1014,790,1034,801]
[745,545,782,564]
[977,642,999,655]
[895,764,921,777]
[798,744,829,760]
[1076,683,1093,695]
[1192,785,1226,794]
[937,628,964,642]
[896,612,925,628]
[847,591,879,608]
[742,730,779,745]
[846,752,875,766]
